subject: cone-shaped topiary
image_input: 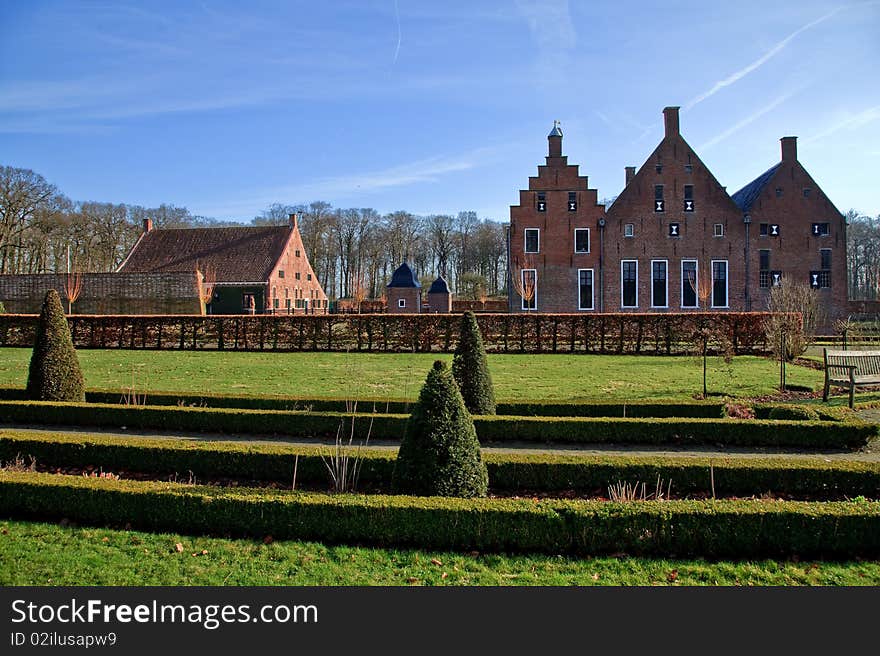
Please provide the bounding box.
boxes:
[452,311,496,415]
[393,360,488,497]
[26,289,85,402]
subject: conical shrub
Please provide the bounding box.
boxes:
[393,360,488,497]
[26,289,85,402]
[452,311,496,415]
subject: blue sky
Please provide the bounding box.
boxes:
[1,0,878,221]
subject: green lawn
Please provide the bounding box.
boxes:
[1,519,876,586]
[0,348,821,402]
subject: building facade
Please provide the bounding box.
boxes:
[509,108,848,323]
[119,214,328,314]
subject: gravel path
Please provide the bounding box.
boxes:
[2,423,878,462]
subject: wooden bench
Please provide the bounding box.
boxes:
[823,348,880,408]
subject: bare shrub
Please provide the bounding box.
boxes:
[764,280,821,360]
[607,476,672,502]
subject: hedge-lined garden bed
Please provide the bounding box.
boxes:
[1,471,878,558]
[2,430,879,498]
[0,400,874,448]
[0,388,729,418]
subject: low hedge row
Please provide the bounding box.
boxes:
[2,430,878,497]
[0,387,726,418]
[0,401,874,449]
[2,471,878,557]
[753,403,850,422]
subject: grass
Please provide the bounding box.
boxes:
[0,348,822,402]
[1,519,878,586]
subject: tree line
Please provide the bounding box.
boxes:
[0,165,508,301]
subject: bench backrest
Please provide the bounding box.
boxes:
[824,349,880,376]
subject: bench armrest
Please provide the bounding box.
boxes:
[827,364,858,372]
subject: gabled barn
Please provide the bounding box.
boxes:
[118,214,328,314]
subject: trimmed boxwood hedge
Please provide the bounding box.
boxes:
[2,431,878,498]
[0,400,875,449]
[0,387,728,418]
[1,471,879,557]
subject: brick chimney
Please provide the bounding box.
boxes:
[288,213,298,229]
[625,166,636,185]
[548,120,563,158]
[143,218,153,233]
[781,136,798,162]
[663,106,680,138]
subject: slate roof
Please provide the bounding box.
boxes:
[118,226,291,283]
[427,276,450,294]
[731,164,780,212]
[387,262,420,288]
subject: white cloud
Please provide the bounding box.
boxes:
[685,7,843,110]
[194,147,501,219]
[803,105,880,144]
[698,93,794,151]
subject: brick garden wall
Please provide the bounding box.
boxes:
[0,273,202,314]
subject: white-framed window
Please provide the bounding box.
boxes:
[524,228,540,253]
[574,228,590,253]
[624,223,634,238]
[714,223,724,237]
[651,260,668,308]
[521,269,537,310]
[711,260,728,308]
[681,259,698,308]
[577,269,594,310]
[398,298,406,308]
[621,260,638,308]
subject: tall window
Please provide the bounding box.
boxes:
[521,269,537,310]
[654,185,665,212]
[681,260,697,308]
[574,228,590,253]
[759,250,770,288]
[568,192,577,212]
[524,228,540,253]
[621,260,638,308]
[819,249,832,288]
[651,260,667,308]
[683,185,694,212]
[536,192,546,212]
[578,269,594,310]
[712,260,728,308]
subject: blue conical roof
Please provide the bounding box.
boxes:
[387,262,421,288]
[428,276,450,294]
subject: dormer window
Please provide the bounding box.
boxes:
[654,185,665,212]
[536,192,546,212]
[683,185,694,212]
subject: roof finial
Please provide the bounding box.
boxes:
[548,120,563,138]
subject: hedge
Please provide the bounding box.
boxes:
[0,387,728,418]
[2,430,878,498]
[0,312,776,355]
[0,400,874,449]
[1,471,878,557]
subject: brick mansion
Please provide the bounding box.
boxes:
[508,107,848,321]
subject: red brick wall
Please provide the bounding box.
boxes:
[0,272,201,314]
[387,288,421,313]
[605,108,744,313]
[266,222,329,314]
[740,139,848,326]
[509,133,605,312]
